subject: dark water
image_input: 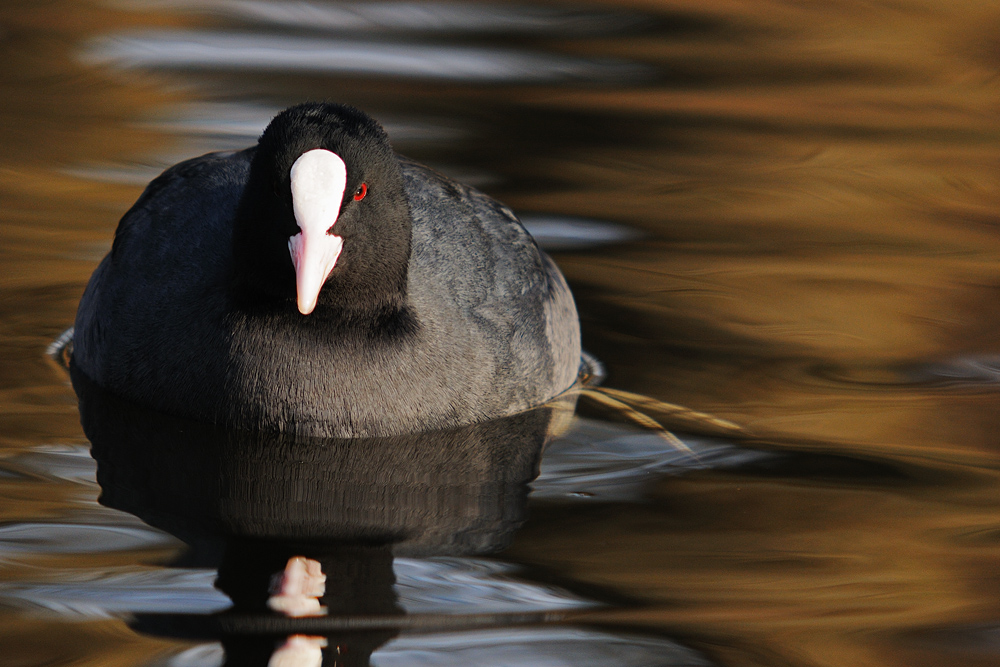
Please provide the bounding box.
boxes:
[5,1,1000,665]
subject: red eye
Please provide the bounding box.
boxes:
[353,183,367,201]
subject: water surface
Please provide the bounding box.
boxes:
[4,1,1000,665]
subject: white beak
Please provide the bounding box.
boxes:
[288,149,347,315]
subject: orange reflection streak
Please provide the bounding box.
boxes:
[8,1,1000,666]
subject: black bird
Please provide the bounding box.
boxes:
[73,103,581,437]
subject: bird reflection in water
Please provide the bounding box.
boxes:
[72,365,573,666]
[269,635,326,667]
[268,556,327,617]
[267,557,327,667]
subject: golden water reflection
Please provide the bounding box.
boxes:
[4,0,1000,666]
[513,459,1000,666]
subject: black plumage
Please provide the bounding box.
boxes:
[73,103,581,437]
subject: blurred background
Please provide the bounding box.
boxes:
[5,1,1000,665]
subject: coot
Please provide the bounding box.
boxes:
[73,103,581,437]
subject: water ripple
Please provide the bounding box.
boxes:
[908,355,1000,387]
[2,444,96,485]
[143,102,470,146]
[154,626,715,667]
[114,1,649,36]
[394,558,594,614]
[519,215,641,251]
[373,627,716,667]
[0,556,591,620]
[533,418,774,502]
[81,30,651,83]
[0,568,229,618]
[0,522,175,555]
[155,644,224,667]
